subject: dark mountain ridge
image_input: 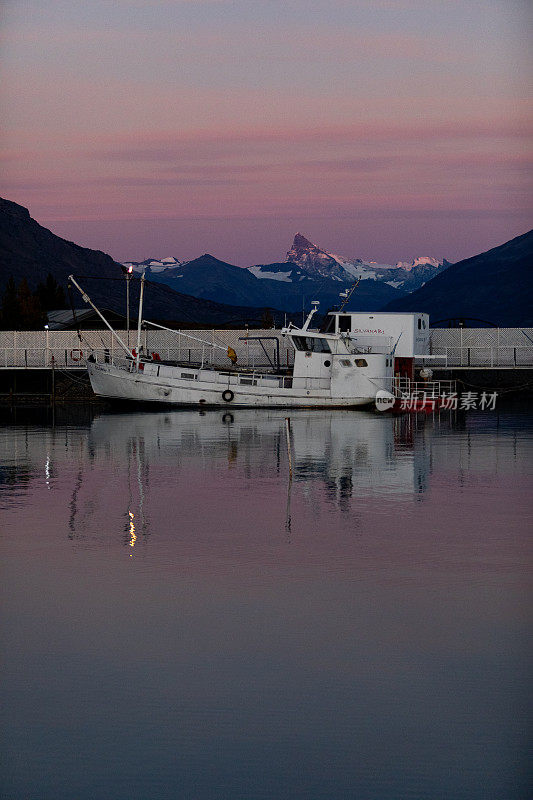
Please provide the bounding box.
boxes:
[383,229,533,327]
[0,198,289,326]
[3,197,529,328]
[149,253,276,308]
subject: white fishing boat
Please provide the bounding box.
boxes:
[69,275,396,408]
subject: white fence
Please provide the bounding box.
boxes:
[427,328,533,368]
[1,327,532,370]
[0,329,294,370]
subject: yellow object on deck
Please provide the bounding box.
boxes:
[227,346,237,365]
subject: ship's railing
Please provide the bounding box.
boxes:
[393,377,456,398]
[203,370,300,390]
[419,346,533,368]
[134,361,331,391]
[163,365,331,391]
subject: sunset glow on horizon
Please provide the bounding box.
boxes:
[1,0,531,265]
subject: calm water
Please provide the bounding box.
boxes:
[0,403,531,800]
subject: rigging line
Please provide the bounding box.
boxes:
[54,368,91,385]
[68,271,205,326]
[134,278,218,325]
[143,287,268,328]
[68,272,279,328]
[66,274,132,281]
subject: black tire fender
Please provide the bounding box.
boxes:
[222,389,234,403]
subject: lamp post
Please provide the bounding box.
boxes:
[44,324,49,366]
[126,266,133,346]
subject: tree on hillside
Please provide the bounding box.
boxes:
[261,308,275,328]
[17,278,45,329]
[0,276,21,329]
[36,273,67,310]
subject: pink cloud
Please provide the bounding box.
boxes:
[86,117,531,171]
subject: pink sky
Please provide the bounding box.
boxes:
[1,0,532,265]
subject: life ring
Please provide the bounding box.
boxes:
[70,348,83,362]
[222,389,234,403]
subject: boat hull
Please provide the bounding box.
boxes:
[87,362,382,408]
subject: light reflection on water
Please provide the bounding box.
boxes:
[0,405,531,800]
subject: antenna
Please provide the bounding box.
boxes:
[302,300,320,331]
[338,277,361,311]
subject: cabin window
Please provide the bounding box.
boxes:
[312,338,331,353]
[181,372,196,380]
[338,315,351,332]
[418,319,422,329]
[355,359,368,367]
[340,359,351,367]
[293,336,331,353]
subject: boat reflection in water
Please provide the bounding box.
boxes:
[65,408,430,544]
[1,405,526,550]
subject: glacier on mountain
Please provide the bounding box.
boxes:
[121,234,449,304]
[280,233,449,290]
[247,265,292,282]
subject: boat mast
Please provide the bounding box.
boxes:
[68,275,133,358]
[338,277,361,311]
[135,272,145,371]
[302,301,320,331]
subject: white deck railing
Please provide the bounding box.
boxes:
[140,362,330,391]
[393,377,456,398]
[418,346,533,368]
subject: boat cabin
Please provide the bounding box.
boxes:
[323,312,429,356]
[279,304,395,399]
[322,311,430,381]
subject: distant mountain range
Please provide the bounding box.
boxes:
[123,233,450,311]
[385,229,533,327]
[1,197,530,327]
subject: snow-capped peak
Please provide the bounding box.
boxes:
[122,256,182,274]
[283,233,450,288]
[285,233,356,279]
[395,256,443,271]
